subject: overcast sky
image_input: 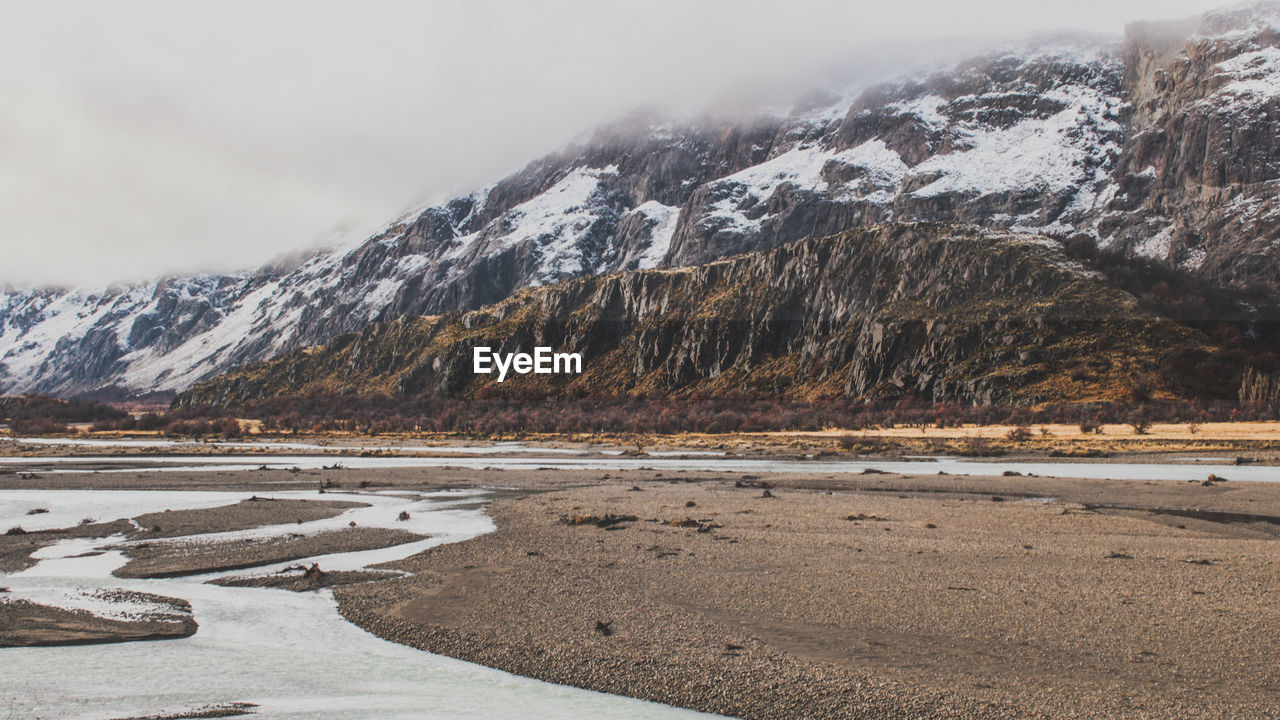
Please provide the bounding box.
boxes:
[0,0,1232,288]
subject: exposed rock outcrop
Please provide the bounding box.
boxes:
[178,224,1222,408]
[1099,3,1280,287]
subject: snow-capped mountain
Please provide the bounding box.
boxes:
[4,3,1280,398]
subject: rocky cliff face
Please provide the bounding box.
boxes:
[1098,3,1280,287]
[177,224,1220,408]
[5,3,1280,398]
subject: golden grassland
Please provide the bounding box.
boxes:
[599,422,1280,455]
[14,421,1280,458]
[784,421,1280,442]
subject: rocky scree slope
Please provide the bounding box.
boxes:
[5,3,1280,397]
[177,224,1221,408]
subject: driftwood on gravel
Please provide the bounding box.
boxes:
[210,565,397,592]
[559,514,638,528]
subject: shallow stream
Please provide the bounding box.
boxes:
[0,488,726,720]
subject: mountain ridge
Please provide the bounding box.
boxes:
[176,223,1227,408]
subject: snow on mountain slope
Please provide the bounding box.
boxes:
[1211,46,1280,103]
[6,4,1280,398]
[906,85,1121,201]
[1097,1,1280,282]
[630,201,681,269]
[664,39,1127,266]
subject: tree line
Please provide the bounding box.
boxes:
[2,391,1270,439]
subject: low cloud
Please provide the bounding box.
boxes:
[0,0,1229,287]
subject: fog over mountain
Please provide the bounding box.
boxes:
[0,0,1228,287]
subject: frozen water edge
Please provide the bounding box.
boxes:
[0,585,192,623]
[6,436,725,457]
[2,453,1279,482]
[7,437,598,454]
[0,488,729,720]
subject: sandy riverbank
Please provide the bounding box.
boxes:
[328,469,1280,719]
[114,526,425,579]
[5,464,1280,717]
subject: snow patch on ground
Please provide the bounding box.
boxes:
[1182,247,1209,269]
[699,144,837,234]
[1210,46,1280,104]
[496,165,619,283]
[719,146,833,199]
[499,167,613,250]
[1135,225,1176,260]
[829,140,910,203]
[358,279,402,320]
[908,84,1122,199]
[887,94,949,129]
[632,201,681,269]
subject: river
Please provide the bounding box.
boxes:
[1,450,1276,482]
[0,487,728,720]
[1,441,1276,718]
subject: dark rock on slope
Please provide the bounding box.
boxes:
[178,224,1222,408]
